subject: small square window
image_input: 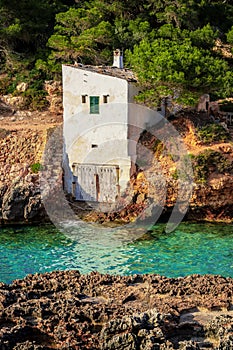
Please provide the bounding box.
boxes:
[90,96,99,114]
[82,95,87,103]
[103,95,109,103]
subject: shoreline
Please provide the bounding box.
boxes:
[0,214,232,228]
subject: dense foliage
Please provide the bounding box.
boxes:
[0,0,233,109]
[192,150,233,183]
[196,124,229,144]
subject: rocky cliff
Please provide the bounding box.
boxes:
[0,129,45,222]
[80,116,233,225]
[0,91,62,224]
[0,96,233,225]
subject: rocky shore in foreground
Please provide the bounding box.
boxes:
[0,271,233,349]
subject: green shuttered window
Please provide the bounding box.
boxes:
[90,96,100,114]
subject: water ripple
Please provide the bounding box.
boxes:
[0,222,232,284]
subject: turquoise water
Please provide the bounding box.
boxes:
[0,222,233,284]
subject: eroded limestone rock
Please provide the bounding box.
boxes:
[0,272,233,349]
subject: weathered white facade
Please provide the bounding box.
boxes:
[62,61,156,202]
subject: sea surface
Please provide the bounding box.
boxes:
[0,222,233,284]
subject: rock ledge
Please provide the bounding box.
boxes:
[0,271,233,349]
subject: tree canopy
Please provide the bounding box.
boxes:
[0,0,233,109]
[126,24,233,105]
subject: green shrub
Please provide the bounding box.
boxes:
[196,124,229,144]
[192,150,233,183]
[22,88,49,111]
[152,139,164,157]
[30,163,42,173]
[2,64,50,111]
[171,169,178,180]
[0,75,14,94]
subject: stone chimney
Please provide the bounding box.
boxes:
[113,49,123,69]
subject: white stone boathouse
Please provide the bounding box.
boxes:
[62,50,157,202]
